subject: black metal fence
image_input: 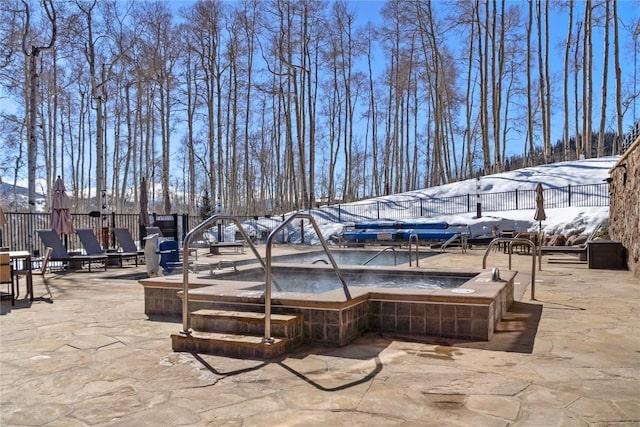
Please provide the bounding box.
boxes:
[0,182,609,255]
[304,182,610,223]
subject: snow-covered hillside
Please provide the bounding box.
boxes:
[243,156,618,244]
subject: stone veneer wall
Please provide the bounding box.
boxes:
[609,137,640,278]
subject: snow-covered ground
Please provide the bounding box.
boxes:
[238,156,618,244]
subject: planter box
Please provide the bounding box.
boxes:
[587,240,626,270]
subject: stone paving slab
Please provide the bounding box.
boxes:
[1,248,638,426]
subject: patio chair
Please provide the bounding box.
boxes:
[37,229,107,272]
[76,228,138,268]
[1,252,15,305]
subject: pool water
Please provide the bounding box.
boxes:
[220,268,473,293]
[270,249,437,266]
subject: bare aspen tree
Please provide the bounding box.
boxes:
[476,0,491,173]
[536,0,550,163]
[187,0,226,212]
[542,0,551,162]
[526,0,534,166]
[563,0,573,161]
[148,5,179,215]
[582,0,592,158]
[239,0,260,213]
[419,2,446,185]
[76,0,108,216]
[332,1,358,202]
[21,0,56,216]
[179,30,198,214]
[597,0,610,157]
[574,21,582,159]
[464,0,479,177]
[76,0,134,226]
[612,0,623,154]
[325,20,343,204]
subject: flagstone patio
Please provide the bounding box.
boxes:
[1,246,638,426]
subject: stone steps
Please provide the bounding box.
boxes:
[171,309,303,359]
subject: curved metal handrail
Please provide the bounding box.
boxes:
[408,233,419,267]
[180,214,275,335]
[483,237,536,300]
[264,213,352,343]
[362,246,397,266]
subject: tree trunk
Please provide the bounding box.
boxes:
[612,0,623,154]
[563,0,573,161]
[597,0,610,157]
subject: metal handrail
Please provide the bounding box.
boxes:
[408,233,419,267]
[441,233,468,253]
[180,214,274,335]
[483,237,536,300]
[264,213,352,343]
[362,246,397,266]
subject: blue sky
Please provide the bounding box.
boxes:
[2,0,638,189]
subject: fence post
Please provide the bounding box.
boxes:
[377,201,380,219]
[110,212,116,248]
[420,199,423,216]
[172,213,179,242]
[338,205,341,222]
[467,194,470,212]
[182,214,189,242]
[515,189,518,210]
[568,184,572,207]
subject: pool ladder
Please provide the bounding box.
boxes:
[264,213,352,343]
[180,215,274,336]
[363,246,398,266]
[409,234,420,267]
[483,237,537,300]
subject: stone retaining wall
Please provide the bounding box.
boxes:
[609,136,640,278]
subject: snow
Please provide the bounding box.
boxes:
[239,156,618,244]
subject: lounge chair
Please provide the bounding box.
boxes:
[112,228,144,262]
[37,229,107,272]
[539,221,602,258]
[76,228,138,268]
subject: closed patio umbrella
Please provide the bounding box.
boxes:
[533,182,546,272]
[51,176,75,236]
